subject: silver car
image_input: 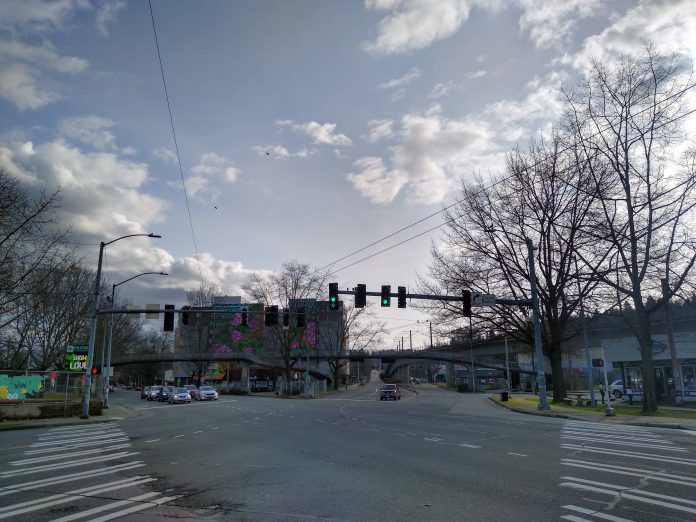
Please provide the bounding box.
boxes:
[147,386,162,401]
[168,387,192,404]
[196,386,218,401]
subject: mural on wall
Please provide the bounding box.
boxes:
[290,299,317,357]
[211,303,265,355]
[0,374,45,401]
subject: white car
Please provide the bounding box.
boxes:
[609,380,624,398]
[168,387,192,404]
[195,386,218,401]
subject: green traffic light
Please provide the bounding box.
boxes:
[330,296,336,302]
[382,299,388,305]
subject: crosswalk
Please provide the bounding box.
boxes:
[558,420,696,521]
[0,422,177,521]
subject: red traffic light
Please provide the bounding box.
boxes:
[91,367,101,375]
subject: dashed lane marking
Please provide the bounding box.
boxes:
[459,443,481,449]
[562,504,636,522]
[508,452,528,457]
[145,439,160,443]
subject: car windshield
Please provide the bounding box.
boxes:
[382,385,397,390]
[200,386,214,391]
[174,388,187,393]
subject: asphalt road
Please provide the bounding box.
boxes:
[1,375,696,521]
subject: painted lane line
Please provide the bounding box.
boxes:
[211,427,220,430]
[684,430,696,436]
[561,444,696,466]
[32,433,127,447]
[193,430,203,434]
[11,444,132,465]
[561,430,671,444]
[174,435,184,438]
[562,504,637,522]
[85,495,179,522]
[25,438,130,455]
[561,476,696,506]
[145,439,160,443]
[395,433,407,437]
[0,476,156,518]
[46,422,119,432]
[560,482,696,516]
[561,461,696,487]
[459,443,481,449]
[560,436,686,452]
[561,516,593,522]
[38,429,124,441]
[0,462,145,497]
[563,424,656,436]
[0,451,139,477]
[508,452,528,457]
[424,437,444,443]
[49,491,163,522]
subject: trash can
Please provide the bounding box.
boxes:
[500,391,509,401]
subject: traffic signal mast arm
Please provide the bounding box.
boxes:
[334,289,532,307]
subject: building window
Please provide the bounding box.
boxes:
[682,364,696,390]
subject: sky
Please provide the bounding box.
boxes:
[2,0,696,349]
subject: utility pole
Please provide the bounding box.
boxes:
[575,256,595,406]
[527,238,549,410]
[469,316,476,392]
[504,337,510,390]
[429,321,433,348]
[409,330,412,350]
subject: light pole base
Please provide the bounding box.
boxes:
[605,407,615,416]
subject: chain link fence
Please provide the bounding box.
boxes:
[0,370,102,420]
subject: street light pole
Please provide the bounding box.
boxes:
[103,271,167,408]
[81,233,162,419]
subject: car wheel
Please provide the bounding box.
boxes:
[613,390,622,399]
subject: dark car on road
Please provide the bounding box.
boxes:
[158,386,173,402]
[380,384,401,401]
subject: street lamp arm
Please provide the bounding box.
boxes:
[104,232,162,247]
[114,271,168,289]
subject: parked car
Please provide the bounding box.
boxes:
[609,380,624,399]
[147,386,162,401]
[158,386,174,402]
[141,386,150,399]
[196,385,218,401]
[184,384,197,398]
[380,384,401,401]
[168,387,192,404]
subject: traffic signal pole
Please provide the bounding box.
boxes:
[527,238,549,410]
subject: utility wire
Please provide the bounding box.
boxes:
[318,80,696,275]
[148,0,204,288]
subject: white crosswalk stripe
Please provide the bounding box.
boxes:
[0,423,175,521]
[557,420,696,520]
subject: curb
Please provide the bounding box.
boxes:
[0,403,137,432]
[487,397,694,430]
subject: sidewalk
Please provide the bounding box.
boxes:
[489,393,696,430]
[0,403,137,432]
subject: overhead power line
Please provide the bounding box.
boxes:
[148,0,204,288]
[319,80,696,275]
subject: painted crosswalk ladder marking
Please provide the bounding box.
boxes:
[0,423,176,521]
[557,420,696,520]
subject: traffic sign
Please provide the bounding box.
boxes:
[472,293,496,306]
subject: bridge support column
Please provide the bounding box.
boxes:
[241,361,250,393]
[447,362,455,387]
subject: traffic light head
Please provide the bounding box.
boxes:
[397,286,406,308]
[381,285,391,307]
[91,366,101,375]
[329,283,339,310]
[265,305,279,326]
[296,306,306,328]
[355,284,366,308]
[463,290,472,318]
[181,305,190,326]
[163,304,175,332]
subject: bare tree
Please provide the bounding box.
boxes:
[242,261,331,386]
[181,283,220,385]
[316,301,386,389]
[565,47,696,413]
[419,132,600,402]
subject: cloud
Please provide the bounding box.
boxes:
[378,67,422,89]
[347,157,408,204]
[277,119,352,146]
[121,146,136,156]
[428,81,460,99]
[95,0,126,36]
[366,119,394,142]
[0,0,90,34]
[0,40,88,110]
[348,73,564,205]
[363,0,503,55]
[562,0,696,69]
[152,147,178,164]
[171,152,240,201]
[252,144,316,159]
[60,115,116,149]
[0,139,165,240]
[0,62,58,110]
[518,0,604,49]
[467,69,486,79]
